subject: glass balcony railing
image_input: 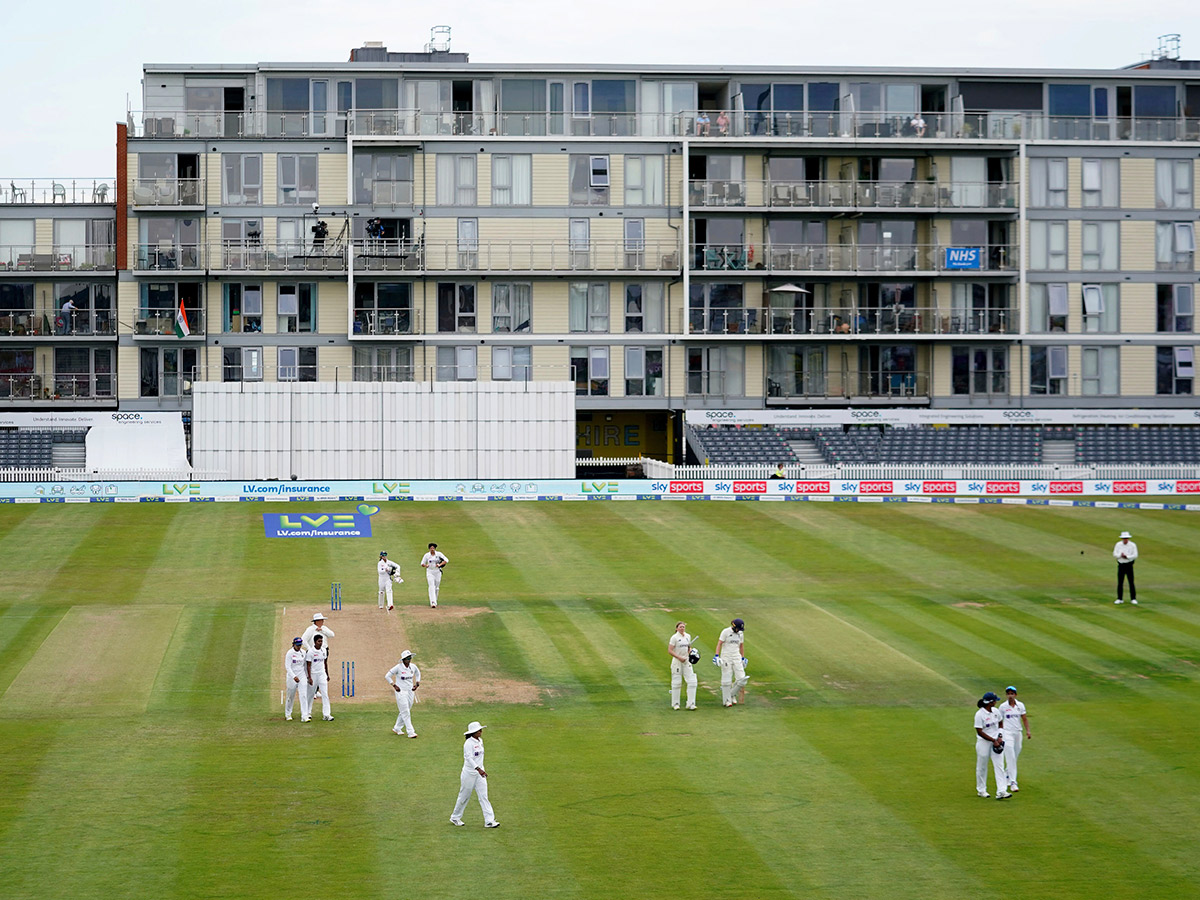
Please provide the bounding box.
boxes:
[135,306,205,337]
[0,371,115,402]
[689,305,1015,336]
[361,240,682,273]
[691,243,1016,273]
[690,180,1018,209]
[0,245,115,272]
[135,243,203,271]
[352,308,423,336]
[2,178,114,204]
[765,369,930,400]
[130,108,1200,143]
[131,178,205,207]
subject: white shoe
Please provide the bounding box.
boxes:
[686,705,696,710]
[485,822,501,828]
[408,733,418,738]
[996,792,1012,800]
[285,716,293,721]
[393,727,403,735]
[323,715,334,721]
[431,602,437,608]
[1114,599,1124,604]
[1131,599,1138,605]
[731,697,738,705]
[977,791,990,798]
[671,705,680,710]
[449,818,465,827]
[723,701,733,707]
[301,717,311,723]
[1009,783,1019,792]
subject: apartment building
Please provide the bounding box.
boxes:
[25,46,1200,459]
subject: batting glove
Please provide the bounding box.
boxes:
[712,655,721,667]
[742,657,748,666]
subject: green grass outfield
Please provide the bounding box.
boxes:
[0,500,1198,900]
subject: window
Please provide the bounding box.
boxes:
[54,347,113,399]
[570,346,609,395]
[277,283,317,333]
[353,153,414,205]
[1082,284,1119,333]
[687,345,744,396]
[138,283,202,336]
[491,155,532,205]
[625,156,665,206]
[1028,284,1069,333]
[457,218,479,268]
[500,79,547,135]
[1080,159,1118,208]
[1157,222,1196,271]
[436,154,477,205]
[139,217,200,269]
[353,282,413,335]
[224,284,263,333]
[625,346,664,396]
[54,283,114,335]
[1157,284,1194,332]
[222,153,262,205]
[1029,158,1067,208]
[688,282,748,334]
[278,347,318,382]
[437,283,476,333]
[1029,221,1067,270]
[1156,159,1193,209]
[951,347,1008,396]
[492,345,532,381]
[1157,346,1194,394]
[1081,346,1119,395]
[569,218,590,268]
[140,346,199,398]
[1030,345,1068,395]
[624,218,645,267]
[624,283,664,333]
[569,283,609,332]
[277,154,318,205]
[1081,222,1118,270]
[436,346,477,381]
[223,347,263,382]
[0,219,34,260]
[570,155,609,205]
[353,345,413,382]
[491,283,531,333]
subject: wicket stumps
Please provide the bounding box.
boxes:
[341,660,355,697]
[331,582,342,611]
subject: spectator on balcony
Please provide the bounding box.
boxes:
[910,114,927,137]
[716,110,730,135]
[696,111,711,136]
[58,297,78,335]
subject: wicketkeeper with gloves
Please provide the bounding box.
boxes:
[715,618,748,707]
[667,621,699,710]
[378,550,402,611]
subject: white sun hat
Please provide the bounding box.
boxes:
[1119,531,1131,539]
[400,650,412,660]
[312,613,326,621]
[464,721,486,735]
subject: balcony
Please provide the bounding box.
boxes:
[213,241,347,273]
[358,240,683,274]
[131,108,1200,143]
[0,245,116,273]
[765,369,930,401]
[690,179,1017,210]
[134,306,206,338]
[135,243,204,273]
[131,178,206,208]
[2,178,114,205]
[691,243,1016,274]
[687,305,1015,336]
[352,308,423,336]
[0,307,116,337]
[0,371,116,404]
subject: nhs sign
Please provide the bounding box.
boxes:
[945,247,982,269]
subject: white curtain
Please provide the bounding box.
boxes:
[513,283,531,331]
[589,284,609,331]
[1156,222,1173,265]
[723,346,744,395]
[568,283,588,331]
[645,156,665,206]
[436,155,454,205]
[456,156,476,205]
[644,283,664,332]
[512,155,532,205]
[1027,285,1047,331]
[1028,159,1047,207]
[1155,160,1174,208]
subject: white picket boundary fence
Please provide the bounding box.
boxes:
[0,468,225,483]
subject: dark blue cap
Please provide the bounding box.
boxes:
[982,691,999,702]
[292,637,303,644]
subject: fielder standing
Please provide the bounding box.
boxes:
[974,692,1011,799]
[1113,531,1138,605]
[714,618,748,707]
[283,637,309,722]
[450,721,499,828]
[421,542,449,609]
[999,685,1031,791]
[305,633,333,721]
[378,550,401,611]
[384,649,421,737]
[667,621,698,710]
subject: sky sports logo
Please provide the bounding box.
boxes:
[1177,481,1200,492]
[860,481,893,494]
[985,482,1021,494]
[795,481,831,493]
[1049,482,1084,494]
[732,481,767,493]
[922,482,957,494]
[669,481,704,493]
[1112,481,1147,494]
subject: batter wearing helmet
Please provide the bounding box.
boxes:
[715,618,748,707]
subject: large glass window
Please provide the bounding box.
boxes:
[625,346,664,396]
[223,284,262,333]
[1156,222,1196,271]
[1156,284,1194,332]
[500,79,547,135]
[1157,346,1194,395]
[1080,158,1119,208]
[353,345,414,382]
[1081,346,1119,395]
[1030,345,1068,395]
[436,283,477,333]
[222,347,263,382]
[1156,159,1193,209]
[491,283,531,333]
[569,283,609,332]
[624,156,665,206]
[353,152,413,205]
[491,345,532,381]
[1081,222,1119,270]
[277,283,317,333]
[1029,159,1067,208]
[1081,284,1119,333]
[491,155,532,206]
[277,154,318,205]
[277,346,318,383]
[689,283,750,334]
[687,345,744,396]
[140,346,199,398]
[222,153,262,204]
[1028,283,1069,333]
[591,80,635,135]
[436,155,477,205]
[570,346,609,395]
[951,346,1007,396]
[1029,221,1068,270]
[436,346,477,381]
[570,155,609,205]
[624,283,664,333]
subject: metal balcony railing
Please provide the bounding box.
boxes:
[0,307,117,337]
[0,371,115,402]
[691,243,1015,273]
[765,369,931,400]
[365,240,682,273]
[688,305,1015,335]
[131,178,205,207]
[0,245,116,272]
[352,308,423,336]
[135,243,203,271]
[130,108,1200,143]
[691,179,1018,209]
[2,178,114,204]
[134,307,205,337]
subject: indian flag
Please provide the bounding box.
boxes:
[174,298,190,338]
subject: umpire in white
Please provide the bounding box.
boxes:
[1113,531,1138,605]
[715,618,748,707]
[667,622,698,710]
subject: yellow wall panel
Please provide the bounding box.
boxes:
[116,345,139,399]
[476,154,492,207]
[1121,220,1155,271]
[1066,157,1081,208]
[931,345,953,397]
[318,153,348,206]
[1121,283,1155,332]
[1067,220,1081,271]
[667,344,686,397]
[205,153,222,206]
[532,345,568,381]
[261,154,277,207]
[318,281,348,334]
[609,155,624,204]
[744,344,763,398]
[1121,346,1155,395]
[532,155,568,206]
[1120,159,1155,209]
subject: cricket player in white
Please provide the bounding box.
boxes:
[999,686,1031,791]
[284,637,309,721]
[301,613,334,654]
[378,551,401,610]
[421,543,448,608]
[305,634,333,721]
[668,622,697,710]
[715,618,748,707]
[974,692,1011,799]
[450,722,499,828]
[385,650,421,737]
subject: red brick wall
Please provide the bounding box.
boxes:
[116,122,127,271]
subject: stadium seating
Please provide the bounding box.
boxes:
[1075,426,1200,465]
[690,427,798,465]
[0,429,85,468]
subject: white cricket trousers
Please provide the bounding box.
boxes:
[452,771,495,825]
[307,674,331,718]
[286,677,310,719]
[976,738,1009,795]
[1001,730,1023,785]
[378,576,393,609]
[670,660,697,708]
[720,657,748,704]
[426,569,441,607]
[393,690,416,736]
